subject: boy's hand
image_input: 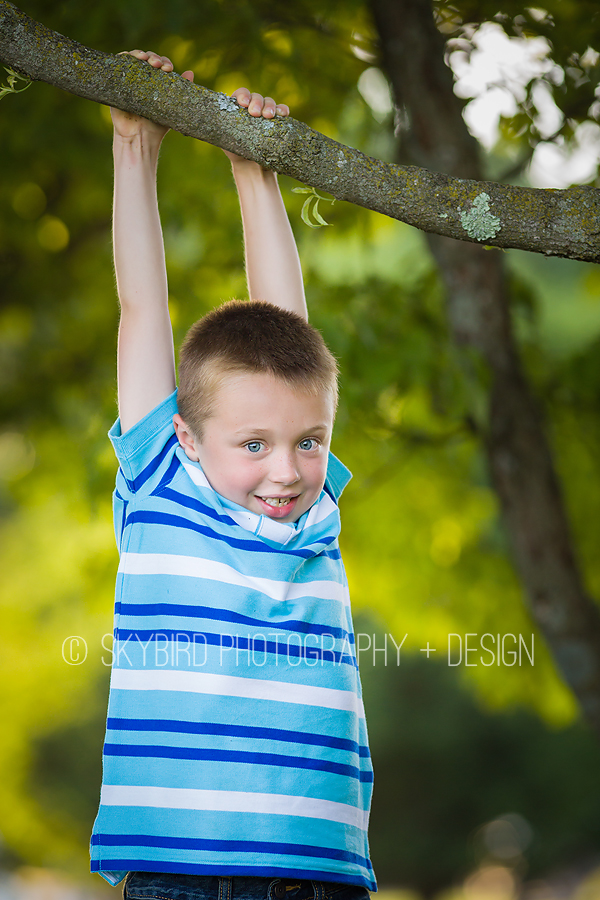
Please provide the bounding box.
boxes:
[224,88,289,165]
[232,88,289,120]
[111,50,194,141]
[225,89,306,319]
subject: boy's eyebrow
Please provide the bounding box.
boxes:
[233,424,331,436]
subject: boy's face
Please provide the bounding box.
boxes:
[175,372,335,524]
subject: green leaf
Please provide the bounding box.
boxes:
[0,66,32,100]
[300,196,320,228]
[294,185,335,227]
[311,201,332,226]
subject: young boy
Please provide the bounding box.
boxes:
[90,50,375,900]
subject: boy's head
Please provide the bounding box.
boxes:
[174,300,339,523]
[177,299,338,440]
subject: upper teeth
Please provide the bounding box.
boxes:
[262,497,292,507]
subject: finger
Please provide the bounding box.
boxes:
[145,52,173,70]
[275,104,289,117]
[231,87,251,107]
[181,70,194,82]
[247,92,264,116]
[119,49,148,60]
[262,97,276,118]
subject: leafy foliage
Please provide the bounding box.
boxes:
[292,187,336,227]
[0,67,32,101]
[436,0,600,182]
[2,0,600,891]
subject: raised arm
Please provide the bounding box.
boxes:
[227,89,308,321]
[111,51,193,433]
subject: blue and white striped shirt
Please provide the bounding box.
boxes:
[90,391,375,891]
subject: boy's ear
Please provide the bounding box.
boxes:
[173,414,200,462]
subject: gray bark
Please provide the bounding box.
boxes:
[370,0,600,737]
[3,0,600,732]
[1,0,600,263]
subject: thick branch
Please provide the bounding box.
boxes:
[371,0,600,737]
[1,0,600,263]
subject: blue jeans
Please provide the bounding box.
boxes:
[123,873,371,900]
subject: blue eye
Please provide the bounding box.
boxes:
[246,441,263,453]
[299,438,317,451]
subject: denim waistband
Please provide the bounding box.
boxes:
[123,871,371,900]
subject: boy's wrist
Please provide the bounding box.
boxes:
[231,158,277,184]
[113,130,164,151]
[113,131,164,170]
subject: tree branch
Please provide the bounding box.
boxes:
[1,0,600,263]
[371,0,600,738]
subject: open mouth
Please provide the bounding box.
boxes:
[255,494,300,518]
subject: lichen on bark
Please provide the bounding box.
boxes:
[460,192,502,241]
[0,0,599,265]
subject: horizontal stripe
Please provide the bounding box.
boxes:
[91,861,376,891]
[150,486,239,528]
[118,601,353,642]
[103,744,373,782]
[92,833,371,869]
[93,805,369,856]
[99,784,369,830]
[114,629,356,667]
[124,511,323,559]
[100,400,374,890]
[119,553,349,605]
[111,668,365,716]
[106,718,371,758]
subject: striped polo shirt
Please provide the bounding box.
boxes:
[90,390,375,891]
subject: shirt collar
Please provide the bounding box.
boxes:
[179,452,308,547]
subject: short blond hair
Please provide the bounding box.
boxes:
[177,299,338,438]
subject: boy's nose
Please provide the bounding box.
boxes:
[270,453,300,485]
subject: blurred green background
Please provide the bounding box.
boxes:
[2,2,600,899]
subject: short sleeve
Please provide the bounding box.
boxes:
[325,451,352,502]
[109,390,179,498]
